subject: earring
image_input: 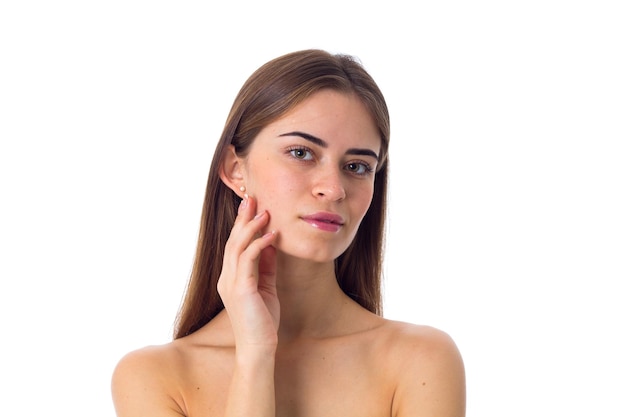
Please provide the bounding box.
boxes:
[239,186,246,193]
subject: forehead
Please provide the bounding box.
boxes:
[260,90,381,150]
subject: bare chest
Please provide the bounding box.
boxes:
[274,344,393,417]
[179,342,394,417]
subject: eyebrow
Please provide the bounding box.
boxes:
[278,131,379,159]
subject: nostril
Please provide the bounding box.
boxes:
[314,187,345,201]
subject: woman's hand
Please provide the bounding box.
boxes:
[217,194,280,354]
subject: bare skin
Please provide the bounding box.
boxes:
[111,91,466,417]
[112,301,464,416]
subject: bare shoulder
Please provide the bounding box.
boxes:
[379,320,466,417]
[380,320,462,360]
[111,342,186,417]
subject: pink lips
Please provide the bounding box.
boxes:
[301,212,345,232]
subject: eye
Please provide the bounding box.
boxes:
[345,161,374,176]
[288,147,314,161]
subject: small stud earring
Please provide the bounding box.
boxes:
[239,186,246,193]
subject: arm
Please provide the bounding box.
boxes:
[392,327,466,417]
[217,195,280,417]
[112,195,279,417]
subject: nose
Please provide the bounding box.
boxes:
[312,167,346,201]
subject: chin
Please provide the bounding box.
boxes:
[276,238,349,264]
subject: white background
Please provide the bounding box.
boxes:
[1,1,624,416]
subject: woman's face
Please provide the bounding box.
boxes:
[240,89,381,263]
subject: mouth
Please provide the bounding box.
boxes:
[300,212,345,232]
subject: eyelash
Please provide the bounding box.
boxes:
[286,146,374,176]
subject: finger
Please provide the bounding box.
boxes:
[218,232,276,303]
[224,196,267,255]
[232,193,256,229]
[258,244,277,280]
[219,221,276,295]
[234,229,277,286]
[257,244,277,290]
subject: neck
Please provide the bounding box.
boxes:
[274,253,350,341]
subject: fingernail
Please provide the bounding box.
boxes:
[238,195,248,212]
[254,211,266,220]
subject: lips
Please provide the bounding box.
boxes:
[301,212,345,232]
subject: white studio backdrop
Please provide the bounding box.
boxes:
[1,1,624,416]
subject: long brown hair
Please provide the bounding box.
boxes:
[174,49,390,339]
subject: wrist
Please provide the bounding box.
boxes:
[235,343,277,365]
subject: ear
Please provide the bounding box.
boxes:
[219,145,246,197]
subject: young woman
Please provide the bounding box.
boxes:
[112,49,466,417]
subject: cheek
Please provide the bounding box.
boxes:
[351,186,375,223]
[357,182,375,207]
[358,196,374,219]
[250,170,304,211]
